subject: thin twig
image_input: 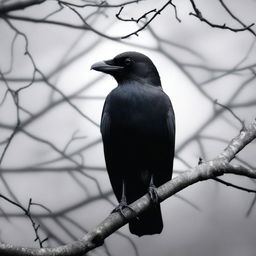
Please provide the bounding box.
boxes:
[189,0,255,34]
[213,177,256,193]
[121,0,180,39]
[0,195,48,248]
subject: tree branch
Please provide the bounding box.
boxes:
[218,0,256,37]
[0,195,48,248]
[189,0,255,35]
[0,118,255,255]
[213,177,256,193]
[121,0,180,39]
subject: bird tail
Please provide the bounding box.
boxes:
[129,204,163,236]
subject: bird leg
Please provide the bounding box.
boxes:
[111,181,138,220]
[148,174,159,205]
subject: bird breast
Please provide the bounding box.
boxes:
[107,83,169,139]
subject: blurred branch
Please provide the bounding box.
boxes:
[0,190,113,219]
[214,99,245,130]
[4,13,116,38]
[0,0,45,14]
[174,194,201,211]
[0,71,21,166]
[246,194,256,217]
[0,118,255,255]
[0,165,105,174]
[58,0,143,9]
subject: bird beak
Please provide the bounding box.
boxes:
[91,60,124,73]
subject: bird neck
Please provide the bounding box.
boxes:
[116,75,161,87]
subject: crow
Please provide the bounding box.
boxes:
[91,51,175,236]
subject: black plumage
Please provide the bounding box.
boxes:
[91,51,175,236]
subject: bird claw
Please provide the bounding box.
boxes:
[111,202,139,220]
[148,185,159,205]
[198,157,204,165]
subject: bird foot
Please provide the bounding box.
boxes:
[111,202,139,220]
[148,185,159,205]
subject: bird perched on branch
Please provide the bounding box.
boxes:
[91,51,175,236]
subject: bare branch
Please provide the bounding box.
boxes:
[116,6,157,23]
[0,195,48,248]
[121,0,180,39]
[0,118,255,255]
[189,0,255,35]
[218,0,256,37]
[213,177,256,193]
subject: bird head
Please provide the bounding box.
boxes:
[91,51,161,86]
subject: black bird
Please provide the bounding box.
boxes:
[91,51,175,236]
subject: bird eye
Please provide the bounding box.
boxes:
[124,58,132,66]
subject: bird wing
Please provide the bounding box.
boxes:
[100,112,110,139]
[166,105,175,143]
[100,104,123,201]
[147,95,175,187]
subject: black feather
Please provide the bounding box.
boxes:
[92,51,175,236]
